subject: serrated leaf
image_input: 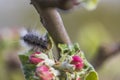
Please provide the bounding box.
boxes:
[58,44,69,54]
[73,43,80,51]
[19,55,38,80]
[85,71,99,80]
[23,64,37,80]
[58,43,81,55]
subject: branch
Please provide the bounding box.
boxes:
[91,43,120,70]
[31,0,72,59]
[31,0,80,10]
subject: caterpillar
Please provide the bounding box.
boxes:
[20,29,52,53]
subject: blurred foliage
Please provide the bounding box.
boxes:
[0,28,24,80]
[82,0,99,10]
[0,0,120,80]
[77,22,112,60]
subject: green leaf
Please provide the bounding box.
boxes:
[19,55,29,64]
[19,55,38,80]
[58,43,81,55]
[58,44,69,54]
[73,43,80,51]
[23,64,37,80]
[85,71,99,80]
[82,0,99,10]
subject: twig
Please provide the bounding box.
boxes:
[31,0,72,59]
[91,43,120,70]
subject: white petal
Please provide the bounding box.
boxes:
[35,53,48,59]
[44,59,55,66]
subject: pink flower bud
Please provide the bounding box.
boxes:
[36,65,54,80]
[71,55,84,71]
[29,52,44,64]
[76,78,81,80]
[72,55,83,62]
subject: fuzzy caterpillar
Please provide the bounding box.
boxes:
[20,29,52,53]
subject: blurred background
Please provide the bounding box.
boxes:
[0,0,120,80]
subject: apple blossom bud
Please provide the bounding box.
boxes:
[76,77,81,80]
[36,65,54,80]
[71,55,84,71]
[29,52,44,64]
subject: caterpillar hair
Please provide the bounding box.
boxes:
[20,29,52,52]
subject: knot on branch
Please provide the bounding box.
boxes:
[31,0,80,10]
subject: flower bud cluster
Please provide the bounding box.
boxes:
[71,55,84,71]
[28,49,85,80]
[29,52,59,80]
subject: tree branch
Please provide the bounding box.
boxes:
[31,0,80,10]
[91,43,120,70]
[31,0,72,59]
